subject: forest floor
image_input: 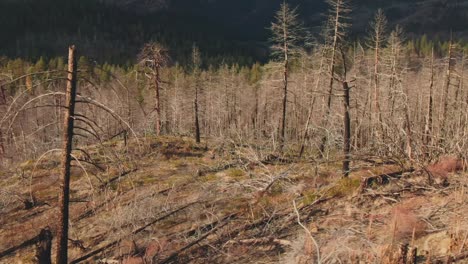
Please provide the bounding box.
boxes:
[0,136,467,263]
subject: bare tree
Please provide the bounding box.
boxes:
[319,0,351,156]
[441,33,456,139]
[191,44,202,143]
[56,45,78,264]
[340,49,352,177]
[368,9,388,141]
[424,47,435,154]
[270,1,310,149]
[138,43,170,136]
[387,25,405,119]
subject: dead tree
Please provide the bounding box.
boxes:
[342,82,352,176]
[387,25,404,121]
[299,47,326,158]
[339,49,352,177]
[441,34,456,139]
[320,0,351,156]
[138,43,170,136]
[56,45,78,264]
[270,2,310,149]
[368,9,387,141]
[192,44,202,143]
[424,47,435,154]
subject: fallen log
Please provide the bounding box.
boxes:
[359,168,415,193]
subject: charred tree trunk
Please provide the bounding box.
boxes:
[280,58,288,149]
[373,37,382,141]
[35,228,52,264]
[343,81,351,177]
[441,35,454,139]
[194,85,201,143]
[425,48,435,153]
[253,85,259,137]
[56,45,78,264]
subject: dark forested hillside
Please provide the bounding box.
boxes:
[1,0,468,64]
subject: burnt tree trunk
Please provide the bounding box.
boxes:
[425,47,435,155]
[280,58,288,149]
[194,84,201,143]
[253,85,259,138]
[56,45,78,264]
[441,36,454,139]
[35,228,53,264]
[343,81,351,177]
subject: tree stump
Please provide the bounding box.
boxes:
[35,228,53,264]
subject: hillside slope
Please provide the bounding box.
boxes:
[0,137,467,263]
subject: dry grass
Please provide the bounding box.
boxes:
[1,137,468,263]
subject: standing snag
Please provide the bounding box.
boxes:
[138,42,170,136]
[56,45,78,264]
[320,0,351,157]
[368,9,388,141]
[192,44,202,143]
[270,2,310,150]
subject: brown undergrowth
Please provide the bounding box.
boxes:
[0,137,467,263]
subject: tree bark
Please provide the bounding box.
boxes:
[280,58,288,149]
[425,47,435,153]
[279,4,289,150]
[343,81,351,177]
[194,85,201,143]
[441,36,454,138]
[56,45,78,264]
